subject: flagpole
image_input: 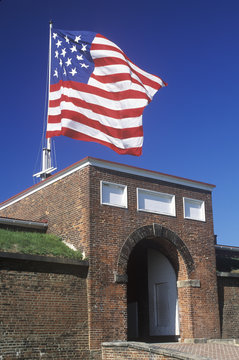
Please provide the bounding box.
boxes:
[46,20,52,166]
[47,20,53,153]
[34,20,57,180]
[41,21,52,178]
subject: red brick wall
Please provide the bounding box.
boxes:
[0,255,89,359]
[217,276,239,338]
[0,163,221,355]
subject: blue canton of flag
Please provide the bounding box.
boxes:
[51,30,96,85]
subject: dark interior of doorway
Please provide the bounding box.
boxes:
[127,238,179,343]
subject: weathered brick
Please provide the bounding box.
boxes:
[0,255,89,359]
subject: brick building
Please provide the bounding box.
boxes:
[0,156,237,359]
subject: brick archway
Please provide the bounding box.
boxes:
[116,223,195,283]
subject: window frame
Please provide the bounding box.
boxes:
[100,180,128,208]
[137,188,176,217]
[183,197,205,222]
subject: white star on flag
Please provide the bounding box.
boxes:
[80,63,89,68]
[75,35,81,43]
[61,48,66,57]
[65,58,72,67]
[70,67,77,76]
[56,40,62,48]
[70,45,77,53]
[81,44,87,52]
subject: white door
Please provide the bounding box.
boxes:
[148,249,179,336]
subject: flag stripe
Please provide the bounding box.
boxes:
[47,119,143,148]
[92,49,165,89]
[93,59,163,95]
[90,49,126,61]
[91,36,165,99]
[48,110,143,139]
[89,73,158,100]
[89,72,144,87]
[50,84,148,111]
[92,35,166,86]
[88,77,145,93]
[91,43,123,55]
[47,127,142,156]
[92,34,122,50]
[48,98,143,125]
[126,56,166,86]
[50,80,149,102]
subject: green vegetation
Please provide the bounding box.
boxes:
[0,228,83,260]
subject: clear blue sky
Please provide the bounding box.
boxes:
[0,0,238,247]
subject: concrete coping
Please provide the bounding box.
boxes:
[0,251,89,267]
[217,271,239,278]
[101,341,210,360]
[0,216,48,230]
[0,251,89,277]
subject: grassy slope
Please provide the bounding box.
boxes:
[0,228,82,260]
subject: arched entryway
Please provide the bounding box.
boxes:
[116,224,195,342]
[127,237,179,341]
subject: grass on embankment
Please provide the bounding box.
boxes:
[0,228,83,260]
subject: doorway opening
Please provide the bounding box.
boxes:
[127,238,179,342]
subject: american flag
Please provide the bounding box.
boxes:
[46,29,166,156]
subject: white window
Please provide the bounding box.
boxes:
[137,188,176,216]
[183,197,205,221]
[101,181,127,208]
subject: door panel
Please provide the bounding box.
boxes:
[155,282,169,328]
[148,249,179,336]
